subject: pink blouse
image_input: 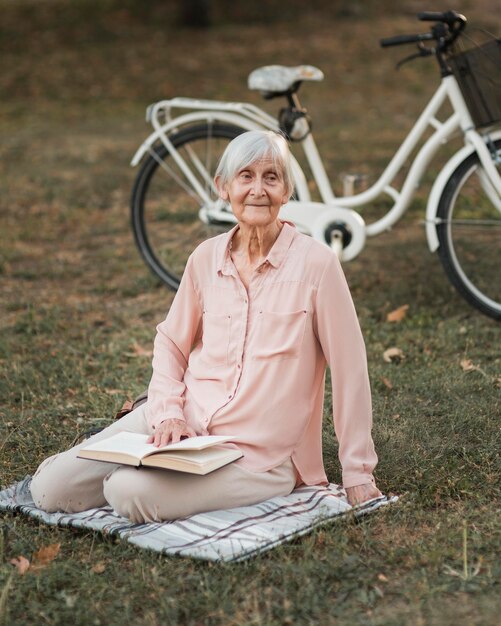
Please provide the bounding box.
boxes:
[146,222,378,489]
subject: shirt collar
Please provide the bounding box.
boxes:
[217,221,296,276]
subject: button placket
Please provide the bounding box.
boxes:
[239,288,249,369]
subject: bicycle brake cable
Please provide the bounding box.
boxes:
[396,43,434,69]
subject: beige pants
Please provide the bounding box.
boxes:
[30,405,296,523]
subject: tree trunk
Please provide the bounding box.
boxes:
[181,0,211,27]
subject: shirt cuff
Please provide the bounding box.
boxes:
[148,411,186,431]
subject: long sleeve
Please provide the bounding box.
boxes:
[313,254,378,488]
[146,255,203,430]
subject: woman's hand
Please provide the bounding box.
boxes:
[147,418,197,448]
[345,482,382,507]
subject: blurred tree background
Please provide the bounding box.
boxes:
[1,0,499,296]
[1,0,499,328]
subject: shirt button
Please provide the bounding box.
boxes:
[237,364,241,369]
[228,395,232,399]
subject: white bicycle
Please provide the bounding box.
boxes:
[130,10,501,320]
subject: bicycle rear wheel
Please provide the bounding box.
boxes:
[437,140,501,320]
[131,123,244,290]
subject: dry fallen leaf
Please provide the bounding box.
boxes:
[460,359,479,372]
[92,562,106,574]
[386,304,409,323]
[460,359,488,377]
[125,342,153,358]
[383,347,405,363]
[31,543,61,570]
[381,377,393,390]
[10,556,30,575]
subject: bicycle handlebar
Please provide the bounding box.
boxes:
[380,33,434,48]
[417,10,465,26]
[380,10,467,52]
[418,11,451,22]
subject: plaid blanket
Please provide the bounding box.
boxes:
[0,477,397,562]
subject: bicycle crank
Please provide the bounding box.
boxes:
[311,207,366,261]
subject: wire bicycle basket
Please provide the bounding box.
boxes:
[448,38,501,129]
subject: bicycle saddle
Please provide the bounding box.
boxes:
[248,65,324,96]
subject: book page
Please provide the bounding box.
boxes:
[79,432,153,460]
[144,434,237,456]
[80,431,237,460]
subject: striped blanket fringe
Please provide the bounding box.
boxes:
[0,477,397,562]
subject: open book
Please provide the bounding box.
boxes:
[77,432,242,475]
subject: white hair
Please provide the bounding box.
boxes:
[215,130,294,198]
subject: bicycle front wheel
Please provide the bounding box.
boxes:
[437,140,501,320]
[131,123,244,290]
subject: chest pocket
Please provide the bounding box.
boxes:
[252,309,308,361]
[200,312,232,367]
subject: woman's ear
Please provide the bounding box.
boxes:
[214,175,229,200]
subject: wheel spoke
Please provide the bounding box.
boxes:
[184,142,218,196]
[147,145,201,203]
[437,143,501,319]
[439,219,501,227]
[132,124,243,290]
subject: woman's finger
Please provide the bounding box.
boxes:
[151,420,178,446]
[150,419,196,447]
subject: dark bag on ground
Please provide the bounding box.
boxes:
[71,390,148,446]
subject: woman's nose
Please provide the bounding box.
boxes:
[250,176,264,195]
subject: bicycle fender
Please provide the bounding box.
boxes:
[425,129,501,252]
[129,111,311,202]
[130,111,274,167]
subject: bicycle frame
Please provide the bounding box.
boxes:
[131,74,501,257]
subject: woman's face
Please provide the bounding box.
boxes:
[219,159,289,229]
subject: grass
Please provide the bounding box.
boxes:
[1,0,500,624]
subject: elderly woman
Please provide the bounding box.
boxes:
[30,130,380,522]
